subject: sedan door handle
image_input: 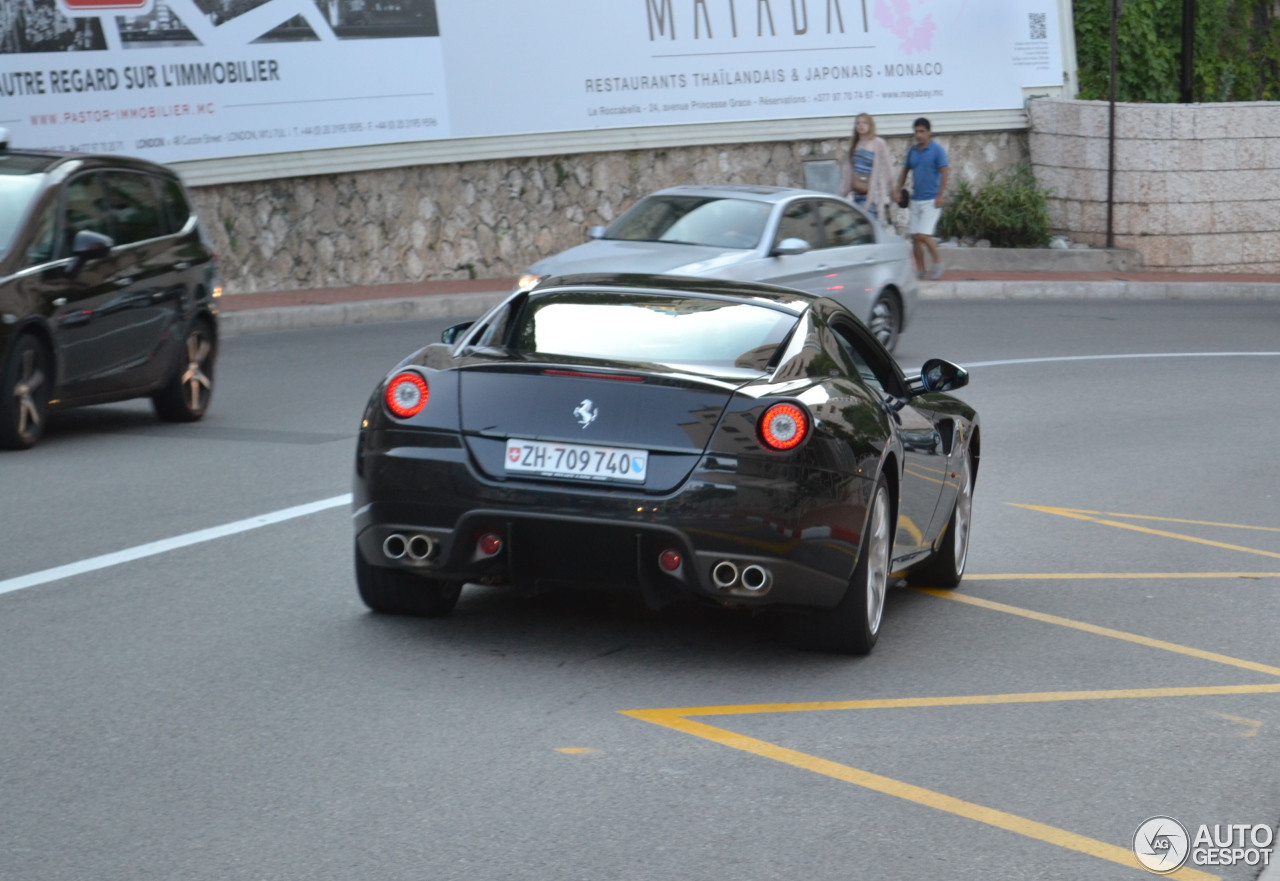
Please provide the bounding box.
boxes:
[115,277,135,287]
[862,257,876,263]
[53,297,67,307]
[174,261,191,270]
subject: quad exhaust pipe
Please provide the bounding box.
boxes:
[382,532,438,563]
[711,561,773,593]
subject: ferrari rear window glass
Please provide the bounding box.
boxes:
[513,293,797,374]
[604,196,772,250]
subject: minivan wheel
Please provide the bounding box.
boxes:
[0,334,52,450]
[153,320,215,422]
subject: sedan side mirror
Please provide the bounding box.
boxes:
[587,225,607,240]
[441,321,474,345]
[909,358,969,395]
[772,237,811,257]
[67,230,113,276]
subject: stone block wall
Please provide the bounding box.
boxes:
[1030,98,1280,273]
[191,130,1027,295]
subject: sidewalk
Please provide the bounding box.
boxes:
[216,271,1280,337]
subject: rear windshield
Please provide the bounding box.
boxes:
[0,174,43,257]
[512,292,798,376]
[604,196,772,250]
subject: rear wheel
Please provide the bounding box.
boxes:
[786,476,892,655]
[0,334,52,451]
[355,543,462,617]
[153,320,215,422]
[907,450,972,588]
[867,292,901,352]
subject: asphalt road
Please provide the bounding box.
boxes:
[2,299,1278,881]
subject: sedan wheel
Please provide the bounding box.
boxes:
[867,293,901,352]
[907,451,972,588]
[0,335,52,451]
[786,476,892,655]
[153,322,215,422]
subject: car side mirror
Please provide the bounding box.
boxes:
[772,237,811,257]
[67,230,113,276]
[441,321,474,345]
[587,225,607,240]
[909,358,969,395]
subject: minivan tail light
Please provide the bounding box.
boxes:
[759,402,809,451]
[385,371,429,418]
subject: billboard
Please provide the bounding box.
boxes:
[0,0,1063,164]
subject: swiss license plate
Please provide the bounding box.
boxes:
[505,439,648,483]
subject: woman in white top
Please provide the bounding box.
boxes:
[839,113,895,222]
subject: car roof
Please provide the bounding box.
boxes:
[532,272,818,313]
[647,184,843,204]
[0,149,180,179]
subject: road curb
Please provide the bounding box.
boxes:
[219,290,509,337]
[217,279,1280,337]
[920,280,1280,300]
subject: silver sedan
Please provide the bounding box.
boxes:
[518,185,919,351]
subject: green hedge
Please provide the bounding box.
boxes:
[938,164,1052,249]
[1074,0,1280,102]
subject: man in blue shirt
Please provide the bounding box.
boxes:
[895,117,950,279]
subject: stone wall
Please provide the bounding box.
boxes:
[1030,98,1280,273]
[191,130,1028,295]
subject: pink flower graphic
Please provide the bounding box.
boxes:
[873,0,936,55]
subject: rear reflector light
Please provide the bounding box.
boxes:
[543,370,644,382]
[658,549,682,571]
[478,533,503,556]
[385,371,429,418]
[759,403,809,451]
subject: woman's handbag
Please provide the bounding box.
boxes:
[851,174,870,196]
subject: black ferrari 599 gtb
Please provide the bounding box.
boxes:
[353,273,978,654]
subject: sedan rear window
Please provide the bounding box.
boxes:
[512,292,797,375]
[605,196,772,250]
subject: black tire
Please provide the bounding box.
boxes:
[0,334,52,451]
[786,476,893,655]
[867,292,901,353]
[153,320,215,422]
[355,543,462,617]
[907,450,973,589]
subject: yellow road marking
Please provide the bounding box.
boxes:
[554,747,597,754]
[916,588,1280,678]
[1042,508,1280,534]
[1212,713,1262,737]
[634,683,1280,718]
[1012,505,1280,561]
[622,704,1222,880]
[965,572,1280,580]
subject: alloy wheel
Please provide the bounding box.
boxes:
[952,455,972,575]
[868,296,900,350]
[864,485,891,634]
[11,341,48,444]
[181,329,213,412]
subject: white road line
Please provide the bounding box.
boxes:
[0,494,352,597]
[963,352,1280,368]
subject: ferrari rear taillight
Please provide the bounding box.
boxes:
[758,402,809,451]
[385,371,429,418]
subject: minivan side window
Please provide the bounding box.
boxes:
[102,171,165,245]
[159,177,192,235]
[60,174,110,257]
[26,203,58,267]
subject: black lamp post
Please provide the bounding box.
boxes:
[1106,0,1121,249]
[1181,0,1196,103]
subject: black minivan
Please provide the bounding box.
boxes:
[0,138,219,449]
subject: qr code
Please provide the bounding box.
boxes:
[1029,12,1047,39]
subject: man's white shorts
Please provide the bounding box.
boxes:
[908,199,941,236]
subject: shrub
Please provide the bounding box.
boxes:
[938,164,1052,249]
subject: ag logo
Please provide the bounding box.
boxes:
[1133,816,1190,874]
[573,399,597,429]
[59,0,154,15]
